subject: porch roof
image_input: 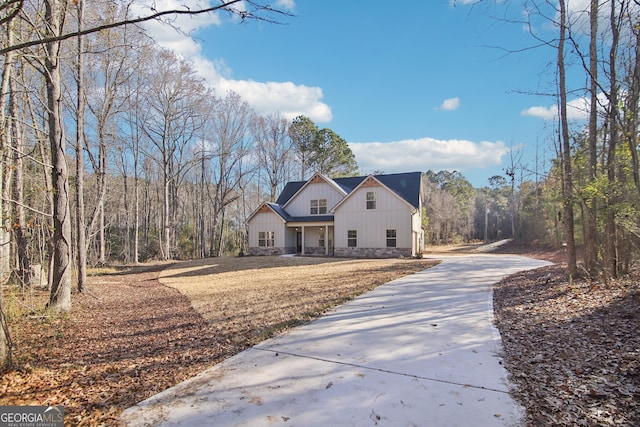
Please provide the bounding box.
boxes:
[286,215,334,223]
[268,203,334,225]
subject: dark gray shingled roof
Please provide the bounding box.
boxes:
[265,203,334,223]
[374,172,422,209]
[275,172,422,210]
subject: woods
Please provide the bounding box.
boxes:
[0,0,639,374]
[424,0,640,279]
[0,0,321,366]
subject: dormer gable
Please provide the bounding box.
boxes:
[282,173,348,209]
[246,202,289,223]
[331,173,421,213]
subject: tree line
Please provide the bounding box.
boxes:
[0,0,357,367]
[425,0,640,285]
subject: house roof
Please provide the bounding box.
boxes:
[245,201,335,225]
[275,181,305,205]
[375,172,422,209]
[279,173,348,209]
[275,172,422,210]
[267,203,292,221]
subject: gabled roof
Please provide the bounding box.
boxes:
[246,202,290,223]
[280,173,348,208]
[275,182,305,205]
[275,172,421,209]
[331,172,422,212]
[375,172,422,209]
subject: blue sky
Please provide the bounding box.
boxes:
[145,0,591,187]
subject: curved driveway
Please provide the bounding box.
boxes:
[121,254,551,427]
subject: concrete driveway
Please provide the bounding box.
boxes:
[121,254,551,427]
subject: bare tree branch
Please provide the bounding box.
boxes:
[0,0,23,26]
[0,0,292,55]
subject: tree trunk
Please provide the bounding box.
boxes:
[133,140,140,264]
[627,26,640,198]
[45,0,73,312]
[604,0,620,279]
[163,166,171,260]
[0,19,16,367]
[584,0,599,277]
[123,158,131,263]
[75,0,87,291]
[10,73,30,286]
[558,0,577,277]
[98,139,106,264]
[200,151,206,257]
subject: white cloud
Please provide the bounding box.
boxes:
[521,93,608,121]
[274,0,296,10]
[437,97,461,111]
[449,0,482,5]
[138,0,330,122]
[349,138,508,174]
[521,105,558,121]
[191,56,332,122]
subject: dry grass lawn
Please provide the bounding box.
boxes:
[158,256,439,345]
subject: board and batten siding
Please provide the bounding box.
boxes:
[333,185,413,249]
[247,210,288,249]
[284,180,345,217]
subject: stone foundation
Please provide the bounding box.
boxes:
[249,246,411,258]
[333,247,412,258]
[303,247,334,256]
[249,247,287,256]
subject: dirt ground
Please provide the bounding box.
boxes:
[491,245,640,426]
[1,256,437,426]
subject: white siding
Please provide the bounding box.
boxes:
[285,181,345,217]
[411,209,422,233]
[334,185,413,249]
[247,211,286,248]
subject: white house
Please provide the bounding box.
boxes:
[246,172,424,258]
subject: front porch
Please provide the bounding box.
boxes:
[286,221,334,256]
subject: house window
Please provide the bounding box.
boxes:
[386,229,397,248]
[319,229,325,247]
[366,192,376,210]
[258,231,274,247]
[310,199,327,215]
[347,230,357,247]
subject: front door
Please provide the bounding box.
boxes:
[296,231,302,253]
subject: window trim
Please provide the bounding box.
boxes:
[366,191,376,210]
[258,231,275,247]
[386,229,397,248]
[347,229,357,247]
[310,199,327,215]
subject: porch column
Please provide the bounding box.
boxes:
[325,227,328,255]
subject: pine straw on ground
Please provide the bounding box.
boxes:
[493,245,640,426]
[0,256,437,426]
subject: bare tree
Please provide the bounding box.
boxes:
[557,0,578,276]
[584,0,600,276]
[44,0,73,311]
[252,113,291,201]
[141,49,208,259]
[207,91,255,256]
[84,16,133,265]
[0,0,289,318]
[0,17,16,366]
[0,0,291,55]
[74,0,87,290]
